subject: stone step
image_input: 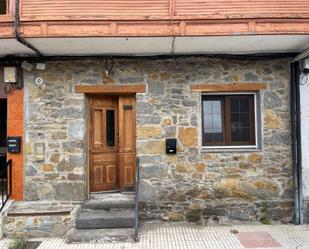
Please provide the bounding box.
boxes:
[76,210,135,229]
[89,192,135,201]
[83,194,135,210]
[67,228,135,243]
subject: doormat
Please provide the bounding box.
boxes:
[237,231,282,248]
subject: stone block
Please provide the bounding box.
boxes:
[264,92,282,108]
[185,209,202,222]
[164,126,176,138]
[163,118,172,126]
[137,102,155,115]
[69,155,85,168]
[139,140,165,154]
[202,153,218,161]
[50,154,60,163]
[137,126,162,138]
[178,127,197,148]
[139,155,164,164]
[42,164,54,172]
[141,163,168,179]
[161,212,184,222]
[168,191,186,202]
[148,80,164,95]
[195,163,206,172]
[57,160,74,172]
[54,182,84,201]
[264,109,283,129]
[248,154,263,163]
[137,115,161,125]
[25,165,38,176]
[139,180,157,202]
[68,121,85,140]
[176,163,193,173]
[244,72,259,81]
[57,108,83,119]
[264,131,290,145]
[62,141,84,153]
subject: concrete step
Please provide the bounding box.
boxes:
[67,228,135,243]
[83,194,135,210]
[76,209,135,229]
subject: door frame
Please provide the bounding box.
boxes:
[76,84,146,198]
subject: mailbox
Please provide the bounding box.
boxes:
[7,136,21,153]
[166,138,177,154]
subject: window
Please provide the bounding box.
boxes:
[0,0,6,15]
[202,94,256,147]
[106,110,115,147]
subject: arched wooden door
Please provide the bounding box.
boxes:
[88,95,136,193]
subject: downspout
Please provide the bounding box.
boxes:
[291,61,304,224]
[295,62,304,224]
[14,0,42,56]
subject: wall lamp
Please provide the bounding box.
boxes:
[2,66,23,93]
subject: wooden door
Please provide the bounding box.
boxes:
[89,96,119,192]
[88,95,136,193]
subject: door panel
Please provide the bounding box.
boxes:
[93,109,103,148]
[119,96,136,192]
[89,96,119,192]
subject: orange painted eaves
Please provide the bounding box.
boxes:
[2,0,309,38]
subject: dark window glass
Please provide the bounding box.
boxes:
[202,95,255,146]
[0,0,6,15]
[230,97,251,143]
[106,110,115,147]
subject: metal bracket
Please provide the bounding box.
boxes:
[123,105,133,110]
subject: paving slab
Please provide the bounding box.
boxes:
[1,223,309,249]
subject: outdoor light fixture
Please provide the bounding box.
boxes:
[4,67,17,83]
[2,66,23,93]
[104,57,114,76]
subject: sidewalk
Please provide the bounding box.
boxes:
[1,223,309,249]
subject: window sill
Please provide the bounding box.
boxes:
[201,146,262,153]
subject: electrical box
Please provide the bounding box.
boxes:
[166,138,177,154]
[34,142,45,161]
[4,67,17,83]
[7,136,21,153]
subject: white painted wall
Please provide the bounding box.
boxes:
[300,71,309,199]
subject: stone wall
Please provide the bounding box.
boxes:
[3,201,79,238]
[24,56,293,223]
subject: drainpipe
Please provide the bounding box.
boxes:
[291,61,304,224]
[14,0,42,56]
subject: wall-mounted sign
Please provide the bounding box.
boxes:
[7,136,21,153]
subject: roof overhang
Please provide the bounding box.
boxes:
[1,35,309,57]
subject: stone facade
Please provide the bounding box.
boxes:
[23,56,293,223]
[3,201,79,238]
